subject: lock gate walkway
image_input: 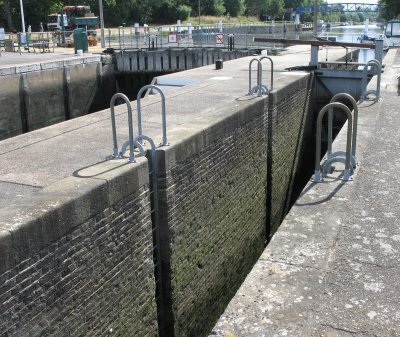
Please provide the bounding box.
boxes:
[210,48,400,337]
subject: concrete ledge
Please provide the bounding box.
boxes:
[210,49,400,337]
[0,54,103,76]
[0,157,148,274]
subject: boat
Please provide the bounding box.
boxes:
[357,33,390,50]
[384,20,400,47]
[357,19,390,50]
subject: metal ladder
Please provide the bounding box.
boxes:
[361,59,382,103]
[260,56,274,93]
[248,58,264,96]
[314,102,354,182]
[137,85,169,146]
[248,56,274,96]
[110,93,136,162]
[109,92,165,334]
[326,93,359,169]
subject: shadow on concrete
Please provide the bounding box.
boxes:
[295,178,346,206]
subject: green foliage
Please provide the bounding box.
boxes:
[268,0,284,19]
[224,0,245,17]
[177,5,192,20]
[380,0,400,20]
[214,0,226,16]
[246,0,268,17]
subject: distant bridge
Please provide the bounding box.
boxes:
[296,3,381,14]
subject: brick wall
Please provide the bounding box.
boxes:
[0,159,158,337]
[157,100,269,337]
[0,70,314,337]
[267,74,314,235]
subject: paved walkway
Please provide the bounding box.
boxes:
[210,49,400,336]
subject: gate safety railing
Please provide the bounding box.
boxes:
[314,102,354,182]
[260,56,274,93]
[361,59,381,103]
[110,93,136,162]
[329,93,358,168]
[137,85,168,146]
[248,57,274,97]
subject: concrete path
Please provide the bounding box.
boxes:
[0,45,346,209]
[210,49,400,337]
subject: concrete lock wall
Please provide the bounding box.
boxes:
[0,71,314,337]
[0,159,158,336]
[0,57,115,141]
[157,99,269,337]
[156,74,314,337]
[267,74,315,234]
[115,49,250,73]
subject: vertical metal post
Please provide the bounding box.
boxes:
[313,0,318,37]
[99,0,105,48]
[137,85,168,146]
[19,0,26,33]
[374,39,383,65]
[314,102,353,182]
[327,106,333,157]
[310,45,319,66]
[110,93,135,162]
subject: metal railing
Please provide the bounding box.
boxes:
[103,22,301,50]
[110,93,136,162]
[260,56,274,92]
[1,32,56,53]
[248,58,263,96]
[137,85,168,147]
[361,59,382,102]
[248,56,274,97]
[329,93,359,168]
[314,102,354,182]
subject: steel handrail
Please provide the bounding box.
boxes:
[110,93,135,162]
[330,93,358,168]
[260,56,274,92]
[361,59,381,102]
[137,85,168,146]
[314,102,353,182]
[248,58,263,96]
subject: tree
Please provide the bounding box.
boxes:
[380,0,400,20]
[268,0,284,19]
[246,0,268,17]
[224,0,245,17]
[3,0,15,31]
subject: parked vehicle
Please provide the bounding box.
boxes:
[47,6,99,33]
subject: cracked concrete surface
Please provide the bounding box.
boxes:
[210,49,400,337]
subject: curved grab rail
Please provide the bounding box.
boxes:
[248,58,263,97]
[137,85,168,146]
[260,56,274,93]
[361,59,381,102]
[110,93,135,163]
[314,102,353,182]
[330,93,358,168]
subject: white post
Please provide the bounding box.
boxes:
[19,0,26,33]
[99,0,105,48]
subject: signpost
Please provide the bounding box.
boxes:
[168,33,177,44]
[215,33,224,47]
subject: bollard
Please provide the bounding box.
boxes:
[215,59,223,70]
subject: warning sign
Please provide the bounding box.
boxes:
[215,33,224,46]
[168,33,178,44]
